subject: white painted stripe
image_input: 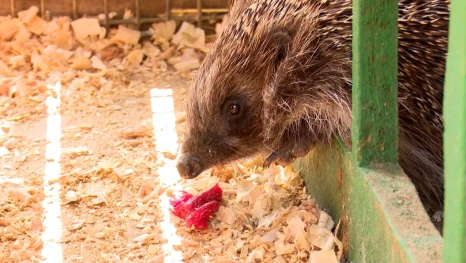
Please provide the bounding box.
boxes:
[40,82,64,263]
[150,88,184,263]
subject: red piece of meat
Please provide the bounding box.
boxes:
[185,201,221,230]
[169,183,223,230]
[169,190,193,217]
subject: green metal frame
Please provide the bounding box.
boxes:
[443,0,466,261]
[295,0,466,262]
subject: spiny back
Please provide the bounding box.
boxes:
[199,0,449,212]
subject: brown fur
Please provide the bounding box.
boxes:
[179,0,449,221]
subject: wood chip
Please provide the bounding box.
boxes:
[18,6,39,24]
[25,16,47,35]
[71,57,92,70]
[143,42,161,58]
[0,60,15,77]
[125,49,144,69]
[171,22,206,50]
[55,31,74,50]
[310,249,339,263]
[216,206,236,225]
[173,59,200,72]
[71,18,102,40]
[14,25,31,43]
[0,19,20,40]
[113,25,141,45]
[152,20,176,43]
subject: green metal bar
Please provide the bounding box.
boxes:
[443,0,466,261]
[352,0,398,167]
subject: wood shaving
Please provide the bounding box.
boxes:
[113,25,141,45]
[71,18,102,40]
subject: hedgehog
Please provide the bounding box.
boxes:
[176,0,449,225]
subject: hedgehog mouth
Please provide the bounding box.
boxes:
[176,140,265,179]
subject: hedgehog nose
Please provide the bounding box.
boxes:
[176,155,203,179]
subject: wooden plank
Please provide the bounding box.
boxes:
[0,0,227,18]
[0,0,9,16]
[443,0,466,261]
[352,0,398,166]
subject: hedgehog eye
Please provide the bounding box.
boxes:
[222,97,248,134]
[228,103,241,115]
[222,96,245,119]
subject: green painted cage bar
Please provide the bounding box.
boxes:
[352,0,399,167]
[443,0,466,261]
[351,0,443,261]
[295,0,465,262]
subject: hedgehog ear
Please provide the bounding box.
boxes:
[271,31,291,70]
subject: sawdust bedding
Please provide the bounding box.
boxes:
[0,6,343,262]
